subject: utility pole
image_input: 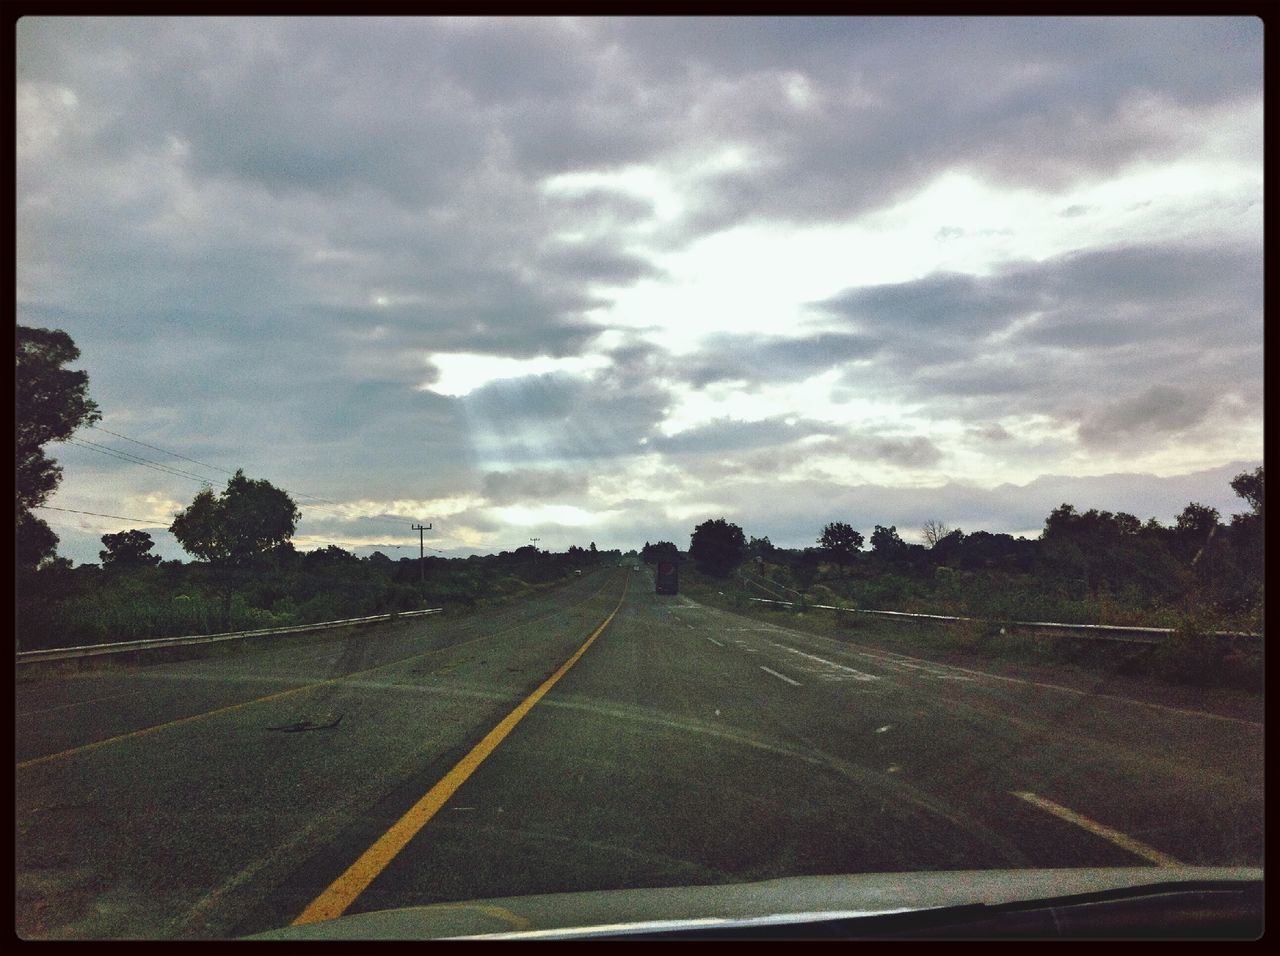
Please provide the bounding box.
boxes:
[412,523,432,583]
[530,537,540,563]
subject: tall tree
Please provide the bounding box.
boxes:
[170,470,300,627]
[99,529,162,568]
[170,470,300,568]
[870,524,907,558]
[1228,466,1263,597]
[15,326,101,567]
[689,518,746,576]
[1230,467,1263,521]
[818,521,864,568]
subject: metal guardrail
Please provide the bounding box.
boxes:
[741,571,805,599]
[15,607,444,666]
[745,598,1261,645]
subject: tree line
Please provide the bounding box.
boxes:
[646,467,1263,631]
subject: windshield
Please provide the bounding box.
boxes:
[15,16,1262,940]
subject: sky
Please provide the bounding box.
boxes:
[16,16,1264,565]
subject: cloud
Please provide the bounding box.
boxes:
[969,423,1014,443]
[459,363,674,465]
[481,469,590,504]
[650,416,836,455]
[677,331,883,389]
[810,239,1261,443]
[600,17,1262,232]
[1077,386,1216,448]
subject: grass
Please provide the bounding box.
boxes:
[16,566,611,678]
[681,565,1262,694]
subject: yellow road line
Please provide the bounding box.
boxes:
[292,574,630,926]
[17,572,622,771]
[1012,790,1182,867]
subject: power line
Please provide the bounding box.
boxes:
[34,505,174,525]
[68,421,454,546]
[68,435,414,532]
[88,424,237,478]
[33,509,444,557]
[86,422,348,509]
[83,422,424,530]
[65,437,216,485]
[35,508,447,552]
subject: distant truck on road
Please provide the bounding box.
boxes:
[655,559,678,595]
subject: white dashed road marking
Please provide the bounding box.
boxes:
[767,642,880,681]
[759,666,801,687]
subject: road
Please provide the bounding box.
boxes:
[15,567,1263,939]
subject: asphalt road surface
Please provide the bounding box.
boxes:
[15,567,1263,939]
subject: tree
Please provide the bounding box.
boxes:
[1227,467,1263,616]
[1173,502,1221,565]
[818,521,863,567]
[689,518,746,576]
[1228,467,1263,550]
[170,470,300,626]
[930,527,966,566]
[171,470,300,567]
[870,524,907,558]
[15,325,102,567]
[304,545,358,570]
[1230,466,1263,518]
[99,529,162,568]
[642,540,679,564]
[921,519,951,548]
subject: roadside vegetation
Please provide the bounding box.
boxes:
[16,543,617,652]
[652,467,1263,693]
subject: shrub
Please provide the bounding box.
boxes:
[1151,618,1225,686]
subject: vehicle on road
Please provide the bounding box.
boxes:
[655,559,678,595]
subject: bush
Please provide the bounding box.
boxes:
[1151,618,1225,686]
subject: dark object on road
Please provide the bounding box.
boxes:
[267,715,344,733]
[656,560,678,595]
